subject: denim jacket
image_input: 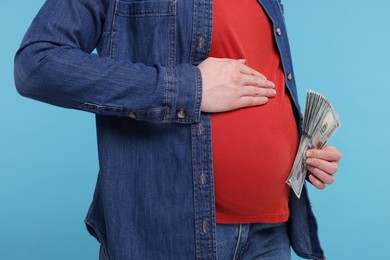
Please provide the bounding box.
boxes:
[14,0,325,259]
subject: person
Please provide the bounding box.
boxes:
[14,0,342,259]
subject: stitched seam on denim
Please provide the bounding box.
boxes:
[115,0,175,17]
[169,0,176,66]
[232,224,243,260]
[236,225,253,260]
[109,0,119,58]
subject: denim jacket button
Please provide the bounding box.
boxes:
[128,111,137,119]
[276,28,282,36]
[177,108,186,119]
[287,72,293,81]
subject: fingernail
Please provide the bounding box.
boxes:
[306,150,312,157]
[268,81,275,87]
[306,158,313,165]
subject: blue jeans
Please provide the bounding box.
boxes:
[216,222,291,260]
[98,222,291,260]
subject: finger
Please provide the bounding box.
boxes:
[240,86,276,98]
[306,146,342,162]
[233,96,269,109]
[306,157,338,175]
[307,164,335,185]
[240,74,275,88]
[307,174,326,190]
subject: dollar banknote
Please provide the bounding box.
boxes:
[286,90,340,198]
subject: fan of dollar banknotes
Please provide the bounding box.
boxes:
[286,90,341,198]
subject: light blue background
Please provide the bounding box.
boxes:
[1,1,389,259]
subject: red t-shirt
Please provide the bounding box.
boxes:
[211,0,299,224]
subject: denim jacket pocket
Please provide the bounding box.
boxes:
[110,0,177,65]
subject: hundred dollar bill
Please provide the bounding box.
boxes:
[312,107,340,149]
[286,137,312,198]
[286,90,340,198]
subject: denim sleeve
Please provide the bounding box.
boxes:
[14,0,202,124]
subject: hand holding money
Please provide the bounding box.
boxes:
[306,146,342,190]
[286,90,341,198]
